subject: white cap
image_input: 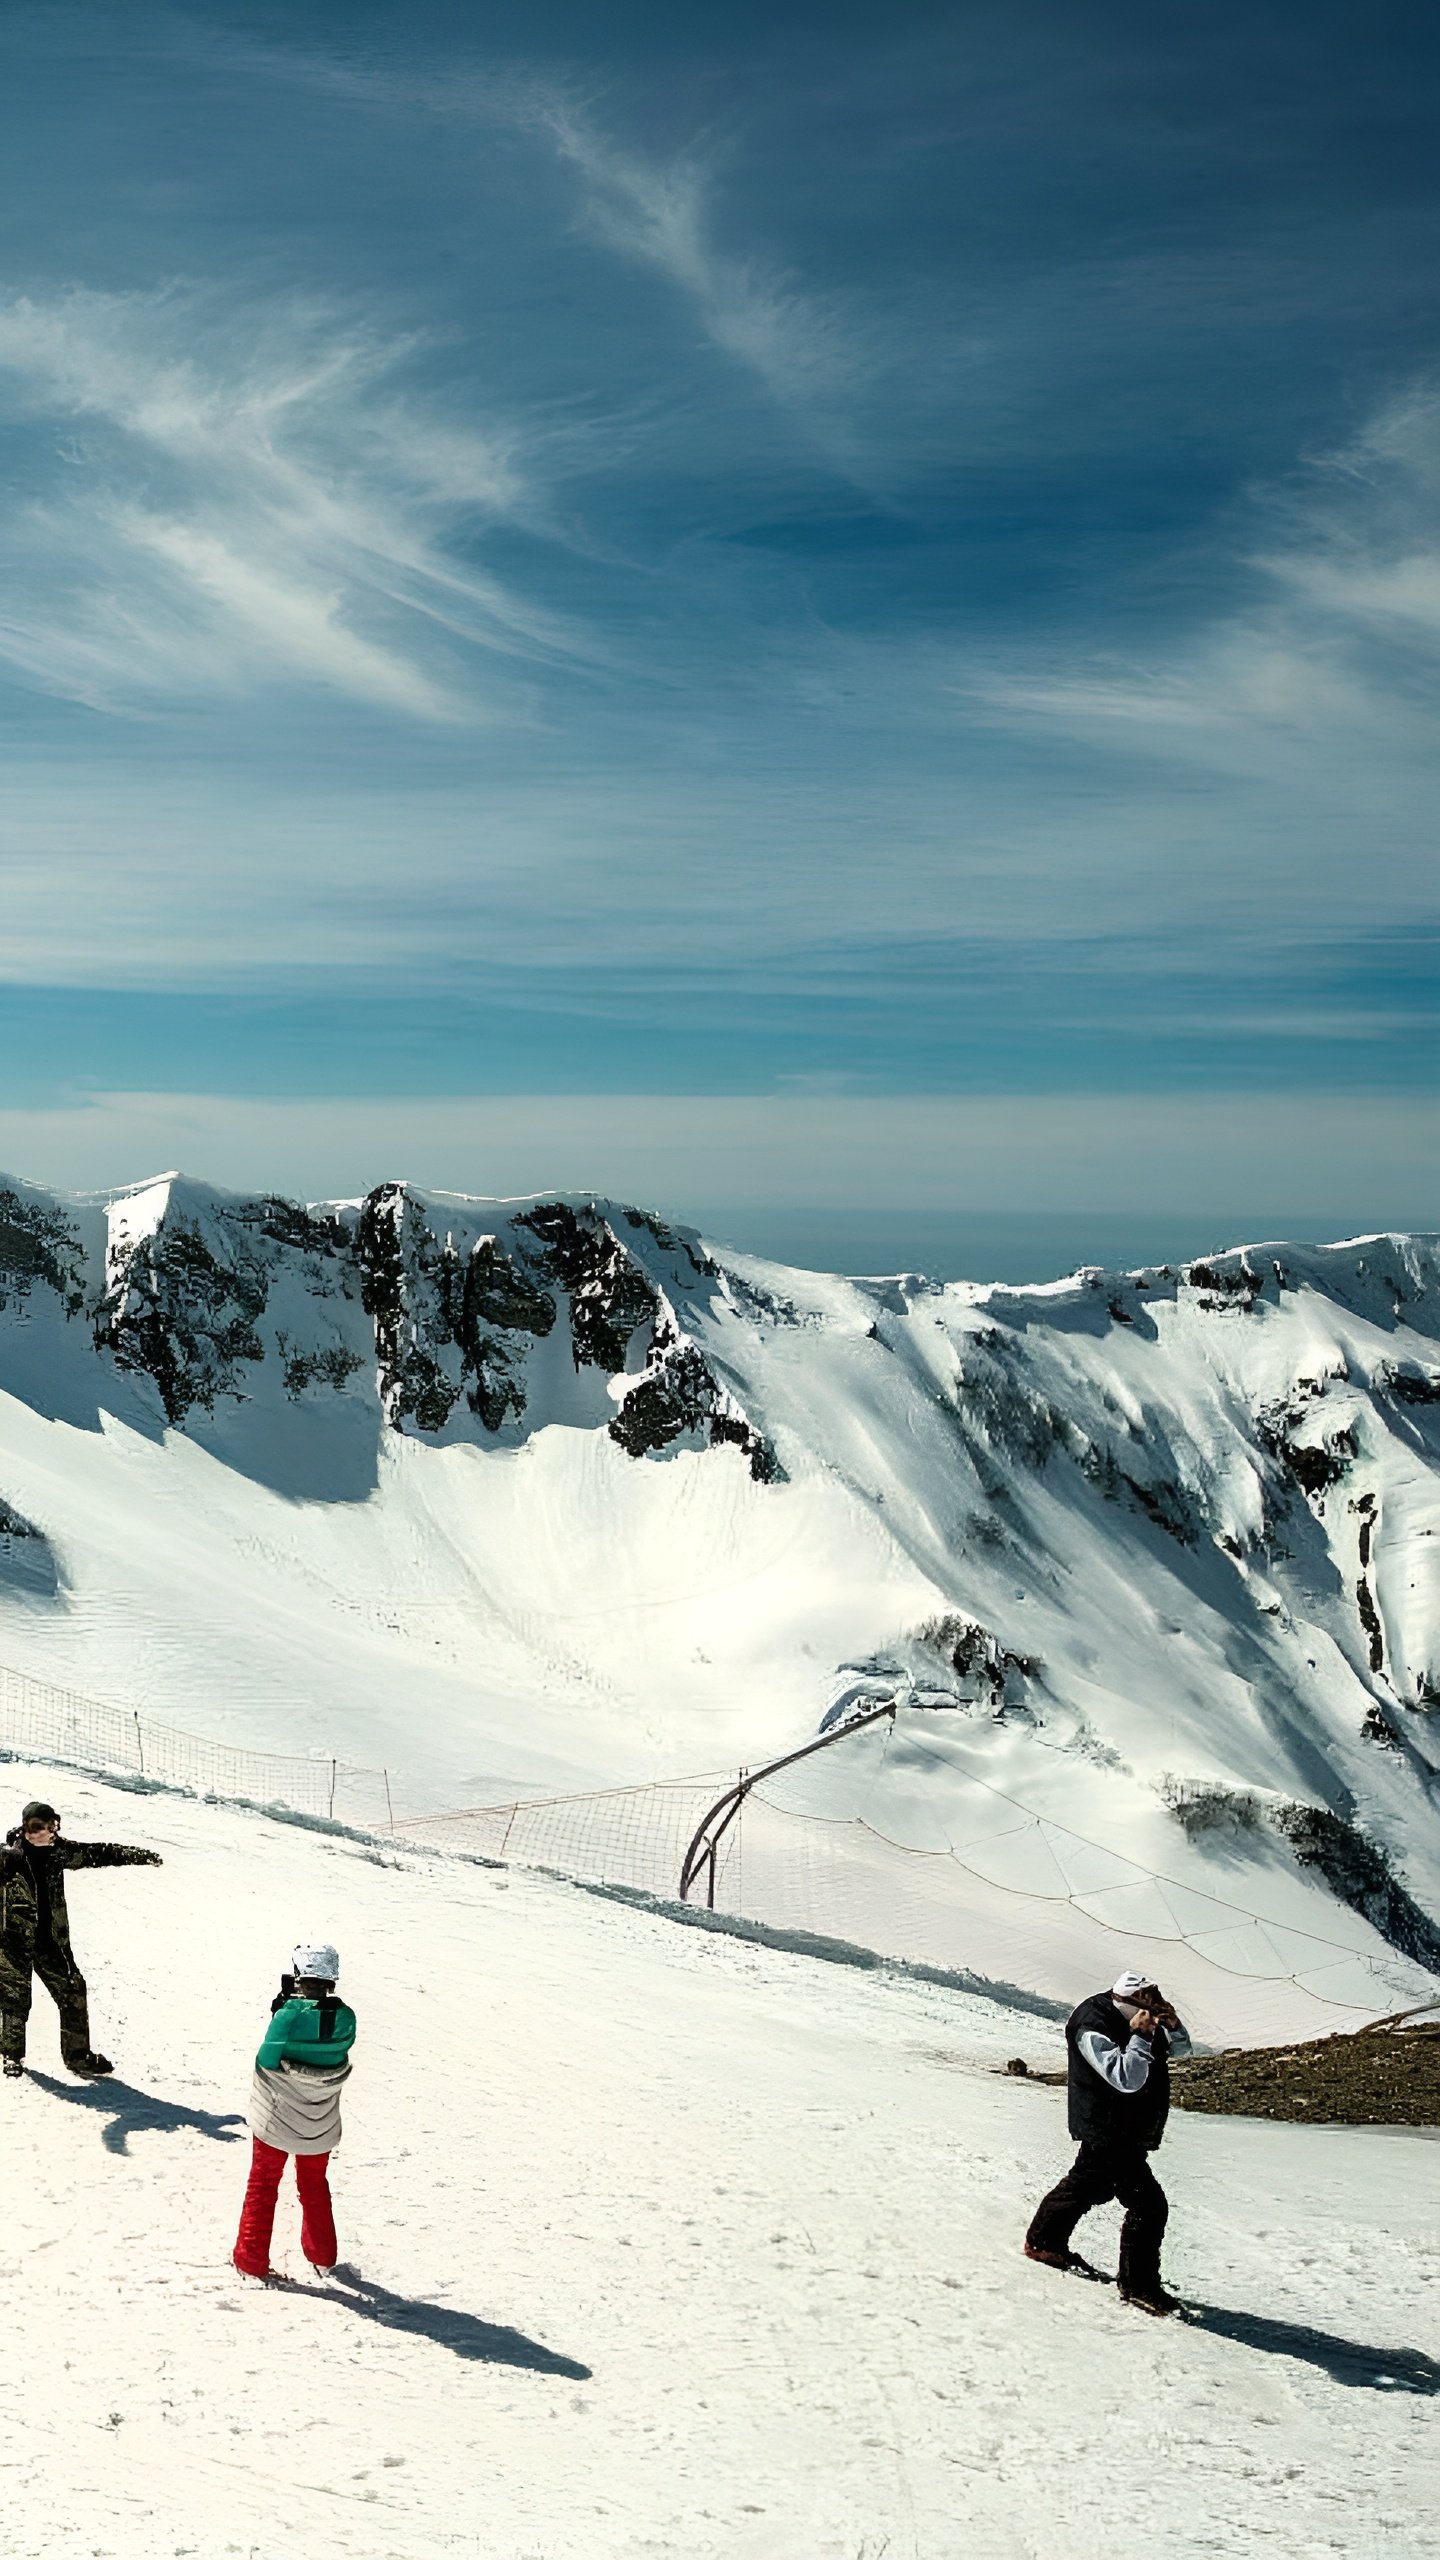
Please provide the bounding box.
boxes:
[293,1943,339,1983]
[1111,1969,1152,2001]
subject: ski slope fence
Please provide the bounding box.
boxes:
[3,1658,1432,2051]
[393,1717,1436,2053]
[0,1659,394,1830]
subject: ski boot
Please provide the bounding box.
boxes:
[1024,2243,1108,2281]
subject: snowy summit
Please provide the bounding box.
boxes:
[1,1168,1437,2054]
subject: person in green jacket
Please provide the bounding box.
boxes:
[1,1798,163,2078]
[233,1942,357,2280]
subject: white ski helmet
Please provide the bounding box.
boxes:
[292,1943,340,1983]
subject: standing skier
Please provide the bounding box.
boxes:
[1023,1969,1183,2315]
[0,1798,163,2079]
[233,1943,356,2281]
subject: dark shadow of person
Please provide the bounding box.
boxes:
[29,2073,247,2158]
[285,2266,591,2378]
[1187,2301,1440,2395]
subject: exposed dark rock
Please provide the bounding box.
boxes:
[276,1337,364,1399]
[1356,1573,1386,1673]
[916,1612,1038,1707]
[453,1237,558,1431]
[1383,1363,1440,1406]
[609,1336,781,1482]
[1286,1431,1358,1497]
[1257,1399,1358,1500]
[1271,1803,1440,1974]
[0,1188,87,1316]
[1185,1257,1264,1311]
[515,1203,656,1371]
[461,1238,556,1342]
[353,1185,459,1435]
[98,1218,268,1424]
[223,1196,349,1261]
[1360,1705,1402,1750]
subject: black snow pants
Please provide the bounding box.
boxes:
[0,1938,92,2065]
[1026,2142,1169,2295]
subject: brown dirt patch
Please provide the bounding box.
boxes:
[1170,2010,1440,2127]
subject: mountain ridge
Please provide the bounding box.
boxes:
[2,1165,1437,2029]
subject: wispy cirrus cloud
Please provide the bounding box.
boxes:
[527,98,866,437]
[0,287,585,720]
[969,388,1440,774]
[238,39,875,465]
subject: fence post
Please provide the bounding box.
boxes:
[133,1712,145,1776]
[329,1759,337,1820]
[383,1769,394,1834]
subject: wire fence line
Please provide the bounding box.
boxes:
[394,1776,741,1901]
[396,1724,1435,2052]
[0,1659,394,1831]
[3,1655,1431,2050]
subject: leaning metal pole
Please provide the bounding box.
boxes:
[677,1695,901,1909]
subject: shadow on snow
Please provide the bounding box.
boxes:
[1187,2300,1440,2395]
[285,2265,592,2378]
[29,2072,246,2156]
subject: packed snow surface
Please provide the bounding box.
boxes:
[3,1765,1437,2560]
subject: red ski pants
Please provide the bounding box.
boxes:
[233,2138,337,2276]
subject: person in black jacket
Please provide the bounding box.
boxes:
[0,1799,162,2080]
[1023,1969,1183,2315]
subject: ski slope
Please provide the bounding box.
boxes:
[2,1763,1436,2560]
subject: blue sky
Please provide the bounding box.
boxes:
[0,0,1436,1269]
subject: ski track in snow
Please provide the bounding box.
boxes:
[1,1765,1436,2560]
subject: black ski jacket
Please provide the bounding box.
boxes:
[1065,1991,1171,2152]
[0,1829,162,1956]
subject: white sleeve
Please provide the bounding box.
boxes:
[1078,2027,1153,2092]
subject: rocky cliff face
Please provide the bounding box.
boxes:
[3,1170,779,1481]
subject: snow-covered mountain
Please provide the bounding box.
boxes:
[2,1167,1438,2027]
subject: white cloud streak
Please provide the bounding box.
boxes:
[0,287,585,720]
[246,44,873,459]
[969,388,1440,777]
[529,100,863,436]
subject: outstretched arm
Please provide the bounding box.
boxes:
[57,1842,163,1870]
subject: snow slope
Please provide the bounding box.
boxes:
[2,1763,1437,2560]
[1,1171,1437,2032]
